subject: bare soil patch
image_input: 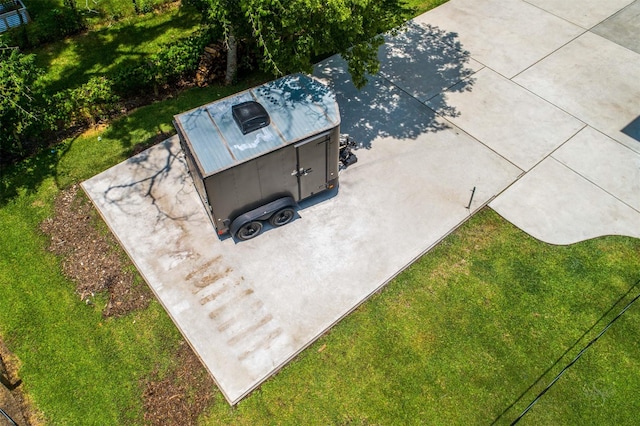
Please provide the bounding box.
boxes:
[0,340,45,426]
[40,184,151,317]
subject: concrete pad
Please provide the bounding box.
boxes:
[552,126,640,211]
[377,20,484,103]
[414,0,583,78]
[524,0,635,29]
[514,31,640,154]
[490,157,640,245]
[426,67,585,171]
[591,0,640,54]
[83,58,521,404]
[313,55,449,148]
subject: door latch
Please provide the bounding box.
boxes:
[291,167,313,177]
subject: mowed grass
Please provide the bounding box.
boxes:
[0,179,183,424]
[195,211,640,425]
[29,0,441,95]
[0,79,267,424]
[405,0,449,14]
[32,4,201,93]
[2,76,640,424]
[2,0,640,424]
[26,0,178,28]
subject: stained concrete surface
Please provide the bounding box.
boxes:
[425,67,585,171]
[524,0,635,29]
[83,60,521,403]
[513,31,640,154]
[83,0,640,405]
[590,0,640,52]
[413,0,584,78]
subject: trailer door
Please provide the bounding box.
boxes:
[294,132,329,200]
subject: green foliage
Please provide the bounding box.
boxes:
[112,27,216,95]
[54,76,120,126]
[205,0,413,88]
[0,84,239,420]
[2,22,212,165]
[0,187,183,423]
[33,6,202,94]
[2,65,640,423]
[182,0,209,16]
[1,0,87,49]
[53,76,268,187]
[404,0,448,14]
[0,46,53,160]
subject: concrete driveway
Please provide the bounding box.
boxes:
[82,0,640,405]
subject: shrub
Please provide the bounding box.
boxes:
[54,77,120,126]
[112,27,216,96]
[0,46,54,160]
[1,26,220,165]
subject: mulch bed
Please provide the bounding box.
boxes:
[143,341,216,425]
[40,184,151,317]
[38,185,216,424]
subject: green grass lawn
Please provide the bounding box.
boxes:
[195,214,640,425]
[33,4,201,93]
[25,0,179,28]
[0,79,268,424]
[1,78,639,423]
[2,0,639,424]
[405,0,449,15]
[29,0,442,94]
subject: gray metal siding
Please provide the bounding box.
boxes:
[174,74,340,178]
[205,161,261,225]
[256,146,298,201]
[206,95,283,165]
[253,77,339,144]
[176,74,341,231]
[178,107,234,175]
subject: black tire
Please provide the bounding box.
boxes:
[269,207,295,227]
[236,221,263,240]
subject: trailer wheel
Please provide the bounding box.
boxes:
[269,207,295,227]
[236,221,263,240]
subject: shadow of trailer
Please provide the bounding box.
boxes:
[173,73,342,241]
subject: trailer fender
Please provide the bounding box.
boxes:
[230,196,298,237]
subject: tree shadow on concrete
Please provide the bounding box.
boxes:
[314,22,477,149]
[98,138,200,224]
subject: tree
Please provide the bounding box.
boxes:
[202,0,412,87]
[0,46,51,161]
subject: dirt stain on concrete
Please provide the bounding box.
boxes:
[185,255,222,282]
[227,314,273,346]
[237,328,284,361]
[199,283,229,305]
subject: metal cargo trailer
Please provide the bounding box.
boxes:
[173,73,341,240]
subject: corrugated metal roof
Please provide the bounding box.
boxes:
[174,74,340,177]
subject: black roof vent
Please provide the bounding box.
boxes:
[232,101,270,135]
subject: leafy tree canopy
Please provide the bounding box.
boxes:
[201,0,412,87]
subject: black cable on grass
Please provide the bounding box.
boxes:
[492,279,640,425]
[510,281,640,425]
